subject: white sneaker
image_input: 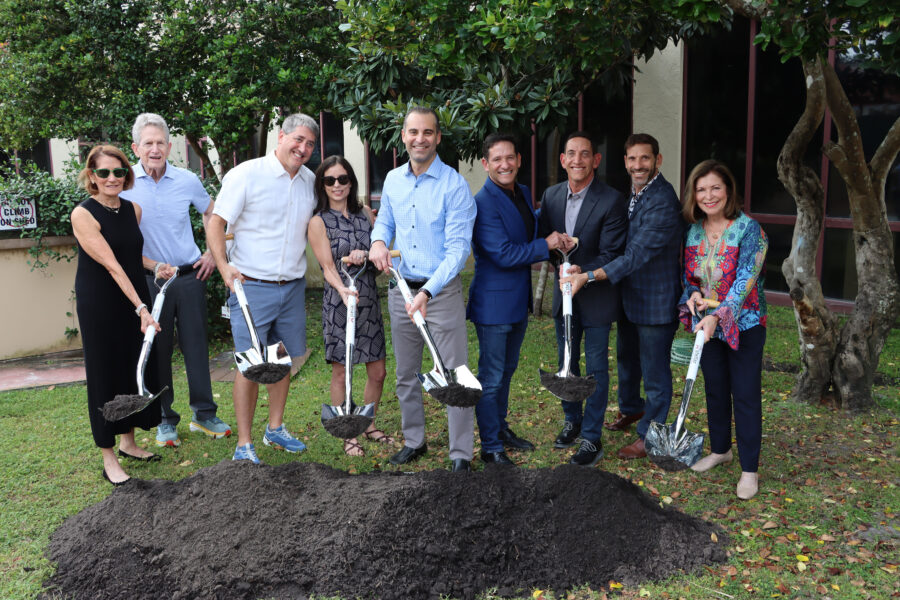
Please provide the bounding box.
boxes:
[737,472,759,500]
[690,449,733,472]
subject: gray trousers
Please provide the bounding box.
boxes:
[145,273,217,426]
[388,276,474,461]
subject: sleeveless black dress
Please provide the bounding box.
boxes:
[75,198,161,448]
[319,209,386,364]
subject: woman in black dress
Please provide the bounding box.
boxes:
[72,145,165,485]
[308,156,391,457]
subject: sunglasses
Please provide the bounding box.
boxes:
[323,174,350,187]
[93,168,129,179]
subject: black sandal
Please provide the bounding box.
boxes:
[118,449,161,462]
[102,469,131,486]
[363,428,396,445]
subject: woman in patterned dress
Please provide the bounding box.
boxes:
[678,160,768,500]
[308,156,393,456]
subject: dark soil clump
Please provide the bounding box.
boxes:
[428,382,482,407]
[44,461,727,600]
[321,413,373,439]
[242,362,291,384]
[100,394,153,421]
[539,369,597,403]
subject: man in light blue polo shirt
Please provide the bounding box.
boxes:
[368,105,477,472]
[120,113,231,448]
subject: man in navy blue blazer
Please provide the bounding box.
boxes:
[538,131,627,467]
[467,133,571,465]
[561,133,684,460]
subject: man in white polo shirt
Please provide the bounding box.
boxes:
[119,113,232,449]
[207,113,318,464]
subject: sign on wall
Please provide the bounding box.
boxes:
[0,198,37,230]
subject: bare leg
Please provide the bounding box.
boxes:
[101,445,129,483]
[265,374,291,429]
[233,371,259,446]
[362,359,392,441]
[118,429,155,459]
[330,363,346,407]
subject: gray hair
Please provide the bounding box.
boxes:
[281,113,319,140]
[132,113,170,144]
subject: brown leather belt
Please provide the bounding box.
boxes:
[242,275,297,286]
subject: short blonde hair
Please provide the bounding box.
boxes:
[77,145,134,195]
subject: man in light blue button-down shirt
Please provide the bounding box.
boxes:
[369,106,477,472]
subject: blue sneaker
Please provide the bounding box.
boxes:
[232,443,260,464]
[190,416,232,439]
[155,423,181,447]
[263,424,306,453]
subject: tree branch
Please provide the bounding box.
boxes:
[870,115,900,183]
[721,0,769,21]
[185,133,218,183]
[822,60,868,193]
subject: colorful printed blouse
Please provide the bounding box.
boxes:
[678,212,768,350]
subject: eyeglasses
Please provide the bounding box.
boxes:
[93,168,129,179]
[323,174,350,187]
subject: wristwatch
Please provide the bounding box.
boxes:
[586,270,596,285]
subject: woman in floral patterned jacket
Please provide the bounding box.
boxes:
[678,159,767,500]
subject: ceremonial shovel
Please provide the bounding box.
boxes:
[321,256,376,439]
[645,299,720,471]
[231,278,292,384]
[102,268,179,421]
[539,238,597,403]
[389,254,482,408]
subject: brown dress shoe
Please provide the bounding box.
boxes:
[617,438,647,460]
[604,411,644,431]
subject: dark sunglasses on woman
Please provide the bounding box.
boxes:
[93,168,129,179]
[323,174,350,187]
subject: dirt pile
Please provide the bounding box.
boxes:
[44,461,727,600]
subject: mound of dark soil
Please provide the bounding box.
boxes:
[44,462,727,600]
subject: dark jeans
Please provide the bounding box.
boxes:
[700,325,766,473]
[474,320,528,453]
[146,274,217,426]
[616,317,678,439]
[554,312,611,444]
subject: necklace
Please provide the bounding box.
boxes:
[96,198,121,214]
[704,220,729,241]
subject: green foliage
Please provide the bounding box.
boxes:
[0,162,86,269]
[331,0,684,161]
[0,0,346,177]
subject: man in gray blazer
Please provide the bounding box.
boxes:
[537,131,627,466]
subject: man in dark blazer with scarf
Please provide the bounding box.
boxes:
[561,133,684,460]
[537,131,627,466]
[467,133,571,465]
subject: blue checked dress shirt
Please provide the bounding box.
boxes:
[371,155,476,297]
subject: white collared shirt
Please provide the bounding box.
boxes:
[213,153,316,281]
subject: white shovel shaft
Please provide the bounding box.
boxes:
[561,261,573,316]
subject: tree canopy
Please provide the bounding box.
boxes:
[0,0,344,178]
[331,0,683,161]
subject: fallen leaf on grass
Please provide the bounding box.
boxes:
[179,460,193,467]
[762,520,778,529]
[881,563,898,574]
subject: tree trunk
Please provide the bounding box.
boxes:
[533,128,561,316]
[185,132,218,183]
[256,113,271,158]
[778,58,837,403]
[533,262,550,315]
[821,61,900,410]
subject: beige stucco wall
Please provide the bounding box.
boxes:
[633,42,685,191]
[0,237,81,359]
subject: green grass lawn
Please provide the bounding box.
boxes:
[1,279,898,599]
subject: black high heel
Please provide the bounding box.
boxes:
[102,468,131,487]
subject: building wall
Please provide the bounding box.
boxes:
[633,41,685,192]
[0,238,81,359]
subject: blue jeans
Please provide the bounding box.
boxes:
[474,320,528,453]
[554,313,611,444]
[616,317,678,439]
